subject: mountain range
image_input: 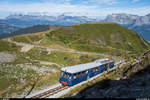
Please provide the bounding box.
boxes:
[104,13,150,41]
[105,13,150,26]
[0,13,150,42]
[0,14,98,29]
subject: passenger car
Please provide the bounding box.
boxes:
[59,58,114,86]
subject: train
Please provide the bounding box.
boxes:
[59,58,115,86]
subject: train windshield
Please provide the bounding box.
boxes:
[61,71,71,79]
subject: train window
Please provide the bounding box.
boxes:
[78,72,81,77]
[68,74,71,79]
[63,73,66,77]
[61,72,64,77]
[81,71,85,76]
[73,74,76,79]
[80,72,82,76]
[95,67,99,71]
[92,68,94,72]
[73,73,77,79]
[92,68,96,72]
[63,72,67,77]
[75,73,78,78]
[92,69,93,72]
[82,71,86,76]
[86,70,88,74]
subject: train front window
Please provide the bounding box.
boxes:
[62,72,71,79]
[61,71,64,77]
[63,72,67,77]
[68,74,71,79]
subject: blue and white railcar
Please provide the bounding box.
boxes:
[59,58,115,86]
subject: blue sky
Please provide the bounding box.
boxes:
[0,0,150,18]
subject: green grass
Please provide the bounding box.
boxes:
[34,72,60,90]
[0,63,38,97]
[12,34,43,44]
[25,48,104,66]
[0,39,20,52]
[42,23,150,55]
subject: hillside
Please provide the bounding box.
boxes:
[0,25,59,39]
[12,23,150,56]
[0,23,19,34]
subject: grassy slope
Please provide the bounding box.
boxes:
[12,23,150,56]
[52,23,150,52]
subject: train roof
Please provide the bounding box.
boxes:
[61,58,114,74]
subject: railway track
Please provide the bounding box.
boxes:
[27,61,124,98]
[31,85,69,98]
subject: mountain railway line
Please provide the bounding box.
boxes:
[31,85,69,98]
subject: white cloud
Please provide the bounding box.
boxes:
[91,0,118,5]
[0,2,98,16]
[132,0,140,3]
[0,1,149,18]
[81,0,119,5]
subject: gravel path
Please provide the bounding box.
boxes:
[37,60,63,68]
[20,45,34,52]
[7,38,108,57]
